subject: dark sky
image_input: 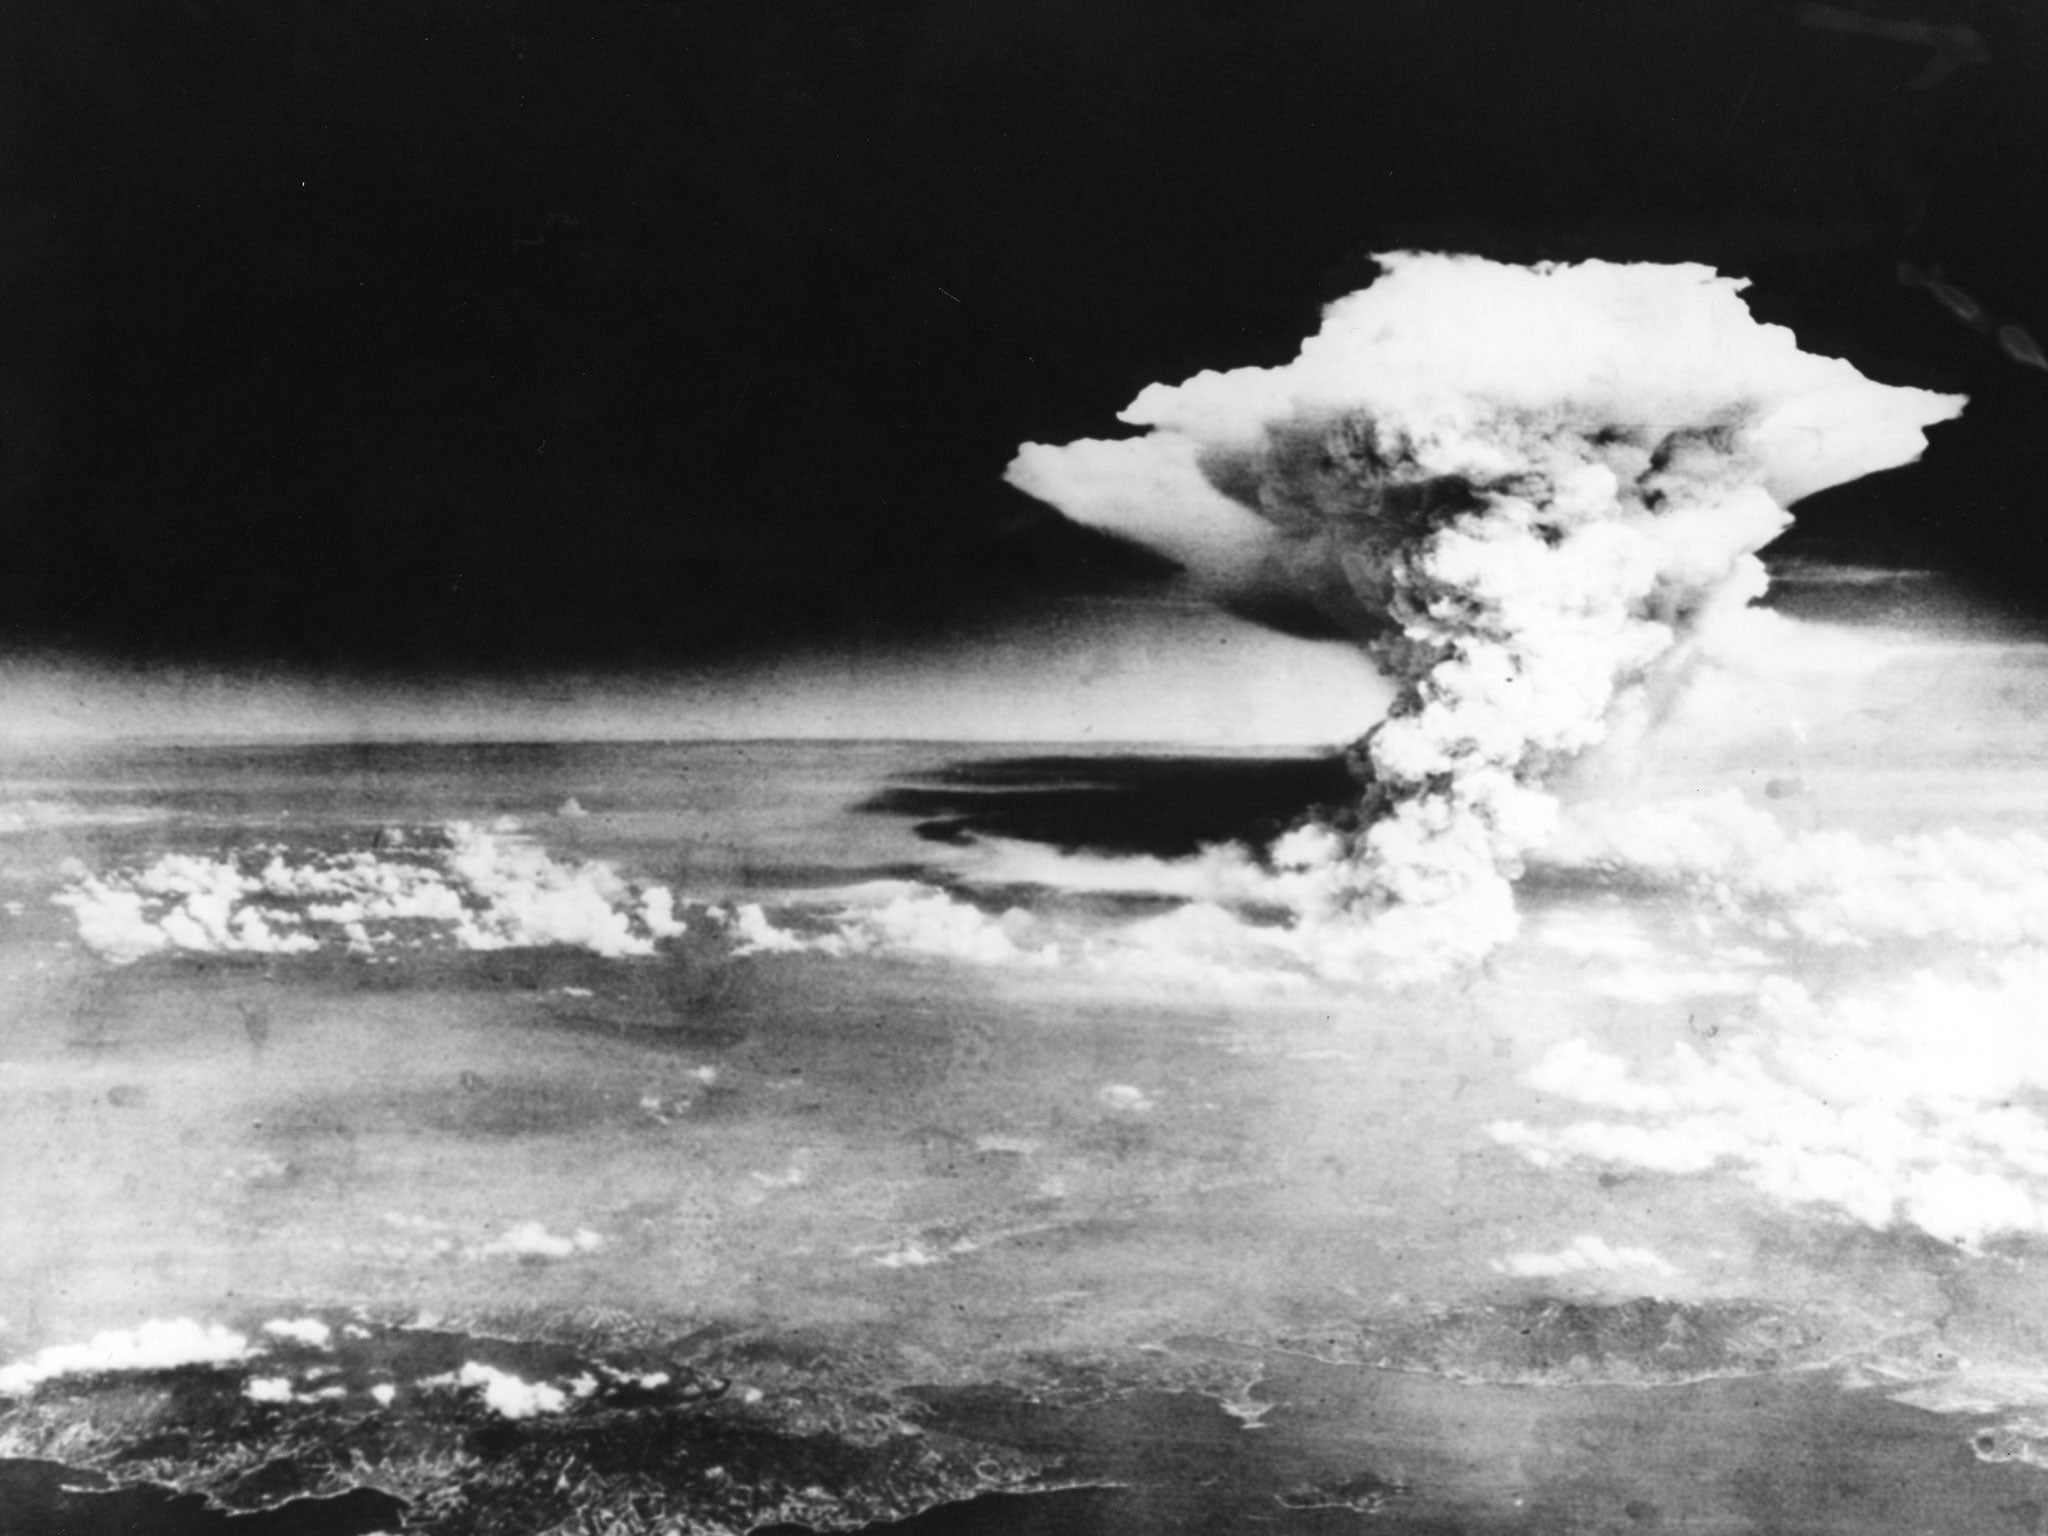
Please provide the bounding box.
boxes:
[1,0,2045,674]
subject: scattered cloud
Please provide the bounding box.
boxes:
[476,1222,604,1260]
[454,1361,569,1419]
[260,1317,333,1349]
[52,822,687,963]
[1491,1234,1678,1279]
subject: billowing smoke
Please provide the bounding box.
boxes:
[1008,254,1964,968]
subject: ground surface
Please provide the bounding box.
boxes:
[8,609,2048,1532]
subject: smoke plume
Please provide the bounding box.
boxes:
[1008,254,1964,967]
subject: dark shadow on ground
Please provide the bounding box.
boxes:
[860,755,1358,859]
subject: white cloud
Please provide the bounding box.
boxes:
[1545,790,2048,951]
[1098,1084,1156,1113]
[599,1365,671,1391]
[0,1319,250,1396]
[53,823,687,963]
[862,1232,981,1269]
[1536,910,1654,959]
[1493,959,2048,1247]
[725,901,826,957]
[732,830,1524,991]
[242,1372,349,1406]
[870,1242,947,1269]
[476,1222,603,1260]
[1586,966,1761,1004]
[260,1317,332,1349]
[824,882,1051,967]
[722,884,1055,969]
[1491,1234,1678,1279]
[0,800,162,835]
[456,1361,568,1419]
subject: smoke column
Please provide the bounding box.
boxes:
[1008,254,1964,970]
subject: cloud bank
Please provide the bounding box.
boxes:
[1491,959,2048,1248]
[0,1319,251,1396]
[1544,790,2048,950]
[52,822,687,963]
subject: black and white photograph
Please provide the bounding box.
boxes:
[4,2,2048,1532]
